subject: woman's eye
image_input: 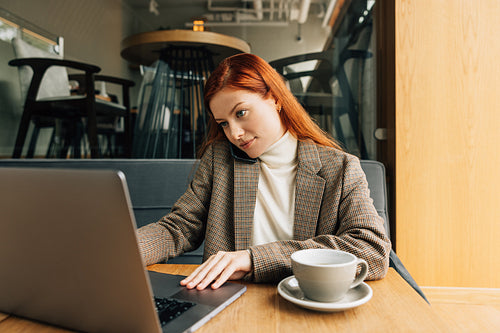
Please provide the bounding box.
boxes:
[236,110,247,117]
[219,121,228,128]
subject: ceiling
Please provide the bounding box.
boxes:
[123,0,333,29]
[124,0,211,7]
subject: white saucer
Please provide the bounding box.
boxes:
[277,275,373,312]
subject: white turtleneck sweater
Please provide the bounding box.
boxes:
[252,131,298,246]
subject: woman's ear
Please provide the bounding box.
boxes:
[275,98,282,112]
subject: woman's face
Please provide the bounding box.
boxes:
[209,88,285,158]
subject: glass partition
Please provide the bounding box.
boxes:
[0,0,378,159]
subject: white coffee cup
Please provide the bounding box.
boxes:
[291,249,369,302]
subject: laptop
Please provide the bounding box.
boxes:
[0,167,246,333]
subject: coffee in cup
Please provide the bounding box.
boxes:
[291,249,368,302]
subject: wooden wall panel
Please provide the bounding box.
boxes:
[395,0,500,287]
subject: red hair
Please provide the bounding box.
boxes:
[200,53,341,156]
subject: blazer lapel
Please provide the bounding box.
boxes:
[233,159,259,250]
[293,141,325,240]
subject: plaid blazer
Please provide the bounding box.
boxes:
[137,139,391,282]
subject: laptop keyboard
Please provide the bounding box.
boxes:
[154,297,196,326]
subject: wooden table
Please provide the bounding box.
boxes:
[121,29,251,67]
[0,266,451,332]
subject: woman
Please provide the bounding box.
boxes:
[137,53,391,290]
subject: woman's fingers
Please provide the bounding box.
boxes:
[179,261,208,285]
[180,250,252,290]
[192,253,231,290]
[211,264,240,289]
[180,253,223,287]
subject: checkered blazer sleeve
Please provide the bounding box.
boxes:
[136,145,214,265]
[248,152,391,283]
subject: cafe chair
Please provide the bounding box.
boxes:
[9,37,134,158]
[132,46,211,159]
[68,73,135,157]
[270,48,371,159]
[360,160,429,302]
[270,9,375,159]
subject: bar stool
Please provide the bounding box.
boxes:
[132,46,211,158]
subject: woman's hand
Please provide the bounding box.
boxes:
[180,250,253,290]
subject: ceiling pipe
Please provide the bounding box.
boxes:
[207,0,265,15]
[197,0,293,26]
[235,0,264,22]
[254,0,264,21]
[186,21,289,27]
[297,0,311,24]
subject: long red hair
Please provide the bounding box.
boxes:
[199,53,341,156]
